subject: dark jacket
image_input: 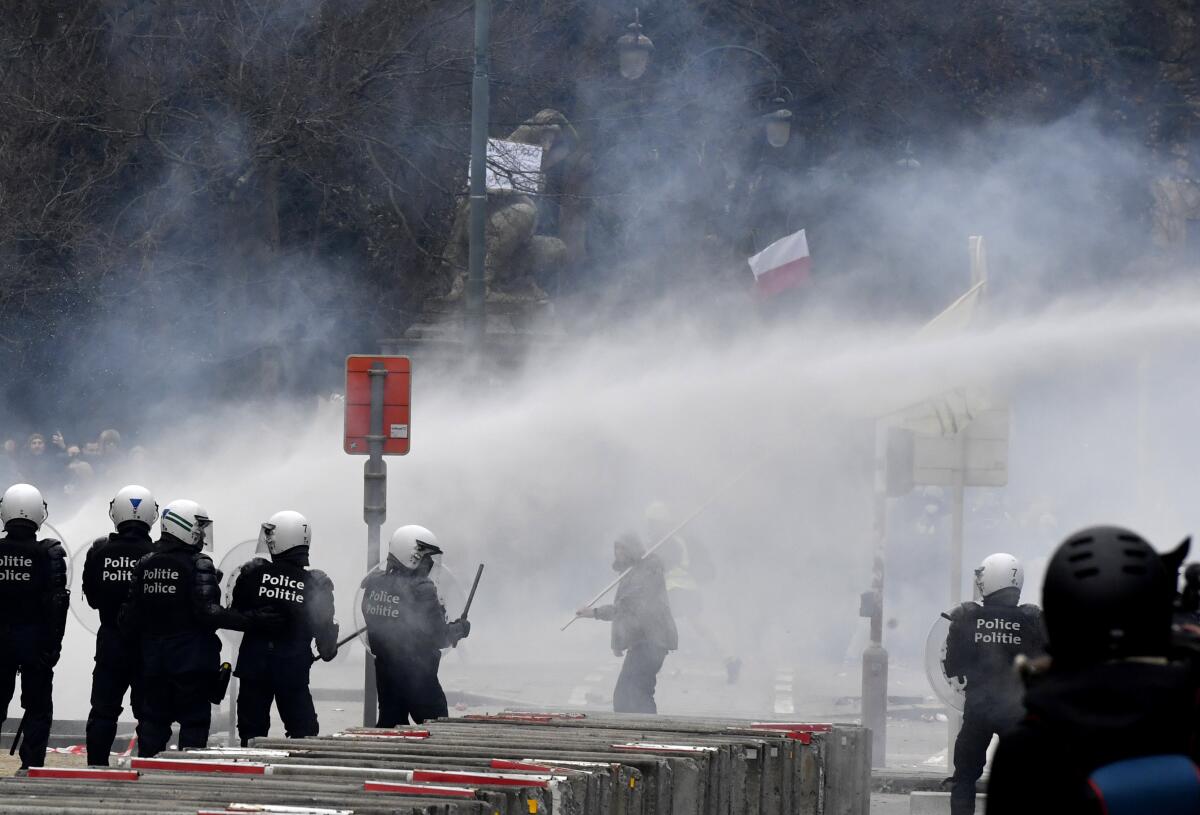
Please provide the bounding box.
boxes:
[83,526,155,629]
[944,589,1045,703]
[987,660,1200,814]
[0,526,68,666]
[230,552,338,680]
[361,567,465,659]
[594,555,678,653]
[120,538,277,676]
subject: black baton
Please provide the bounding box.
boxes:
[9,712,25,756]
[460,564,484,620]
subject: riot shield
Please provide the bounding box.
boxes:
[925,614,967,712]
[217,538,265,647]
[352,565,382,656]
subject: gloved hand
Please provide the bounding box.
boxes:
[612,647,625,658]
[575,607,596,619]
[317,623,340,662]
[448,617,471,644]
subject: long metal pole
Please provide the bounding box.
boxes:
[363,363,388,726]
[861,421,889,768]
[947,431,967,765]
[466,0,491,353]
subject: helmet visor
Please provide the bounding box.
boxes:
[193,515,214,551]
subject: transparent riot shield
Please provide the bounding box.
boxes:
[352,565,382,656]
[43,524,95,638]
[925,614,967,712]
[217,538,265,647]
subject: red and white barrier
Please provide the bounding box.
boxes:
[332,728,429,740]
[611,743,718,754]
[26,767,139,781]
[128,757,269,775]
[748,722,833,732]
[363,780,476,798]
[198,806,352,814]
[746,722,834,745]
[412,769,551,788]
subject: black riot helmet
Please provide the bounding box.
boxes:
[1042,526,1189,666]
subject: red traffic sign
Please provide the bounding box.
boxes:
[344,355,411,456]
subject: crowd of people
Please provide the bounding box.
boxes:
[0,429,142,501]
[0,482,469,771]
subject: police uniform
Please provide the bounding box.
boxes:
[82,526,155,765]
[943,589,1044,815]
[230,554,337,744]
[121,538,277,756]
[361,568,466,726]
[0,524,68,768]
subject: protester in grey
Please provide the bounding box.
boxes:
[576,532,678,714]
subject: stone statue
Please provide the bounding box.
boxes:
[443,109,579,304]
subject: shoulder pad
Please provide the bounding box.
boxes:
[307,569,335,590]
[89,535,111,550]
[1019,603,1042,616]
[193,553,220,579]
[949,601,979,620]
[412,579,440,600]
[42,539,67,560]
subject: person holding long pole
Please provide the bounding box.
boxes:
[575,532,677,714]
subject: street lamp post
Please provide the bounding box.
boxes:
[466,0,491,354]
[763,102,794,149]
[617,10,654,81]
[619,21,794,149]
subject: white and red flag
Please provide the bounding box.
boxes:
[748,228,811,296]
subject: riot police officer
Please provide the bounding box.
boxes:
[82,485,158,766]
[0,484,68,770]
[230,510,338,744]
[943,553,1045,815]
[361,525,470,726]
[120,499,281,756]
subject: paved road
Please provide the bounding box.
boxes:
[871,794,910,813]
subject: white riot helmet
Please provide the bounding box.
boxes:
[388,524,443,570]
[974,552,1024,598]
[109,485,159,530]
[161,499,213,550]
[0,484,47,530]
[259,510,311,556]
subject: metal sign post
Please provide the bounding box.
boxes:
[345,355,412,727]
[363,362,387,726]
[861,422,890,768]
